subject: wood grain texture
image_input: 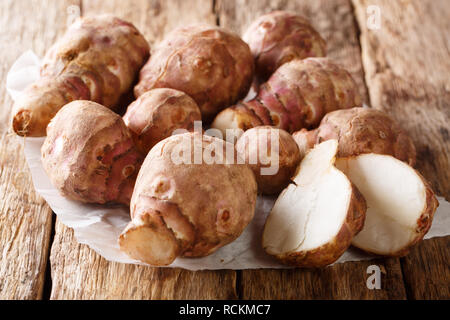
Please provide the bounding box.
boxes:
[353,0,450,300]
[240,258,406,299]
[49,0,238,300]
[216,0,406,300]
[216,0,369,103]
[82,0,216,46]
[401,237,450,299]
[50,221,237,299]
[0,0,79,300]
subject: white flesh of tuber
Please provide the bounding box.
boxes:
[335,154,438,256]
[263,140,366,267]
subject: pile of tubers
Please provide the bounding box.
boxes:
[14,12,438,267]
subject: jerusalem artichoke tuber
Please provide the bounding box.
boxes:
[263,140,366,267]
[41,100,144,205]
[235,126,301,195]
[119,132,257,266]
[134,24,254,121]
[243,11,326,81]
[12,15,149,137]
[211,57,362,135]
[336,154,438,256]
[123,88,202,154]
[292,107,417,165]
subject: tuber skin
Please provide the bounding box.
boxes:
[119,132,258,266]
[12,15,150,137]
[123,88,202,154]
[41,100,144,205]
[235,126,301,195]
[211,57,362,135]
[243,11,326,81]
[134,24,254,121]
[292,107,417,165]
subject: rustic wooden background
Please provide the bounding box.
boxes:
[0,0,449,300]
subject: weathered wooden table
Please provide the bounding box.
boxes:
[0,0,449,300]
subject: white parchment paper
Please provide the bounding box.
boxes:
[8,51,450,270]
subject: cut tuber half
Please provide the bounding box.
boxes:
[335,154,438,256]
[262,140,366,267]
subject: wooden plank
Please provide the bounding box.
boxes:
[240,258,406,299]
[0,0,79,300]
[353,0,450,299]
[401,237,450,299]
[49,0,238,300]
[82,0,216,45]
[216,0,407,299]
[50,221,237,299]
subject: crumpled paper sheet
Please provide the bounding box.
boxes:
[8,51,450,270]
